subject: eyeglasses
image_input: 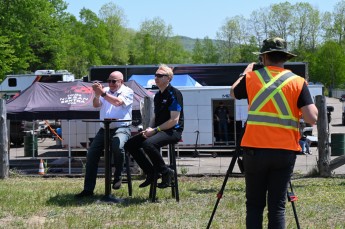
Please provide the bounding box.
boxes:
[155,73,168,78]
[107,79,120,84]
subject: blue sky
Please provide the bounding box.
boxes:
[65,0,340,39]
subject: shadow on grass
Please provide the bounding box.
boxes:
[189,188,218,194]
[189,185,245,194]
[46,194,152,207]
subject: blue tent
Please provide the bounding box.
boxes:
[128,74,202,88]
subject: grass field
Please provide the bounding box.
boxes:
[0,173,344,229]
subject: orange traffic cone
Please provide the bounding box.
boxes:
[38,159,45,175]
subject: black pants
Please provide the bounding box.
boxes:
[243,148,296,229]
[124,129,182,175]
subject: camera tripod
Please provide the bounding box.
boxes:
[206,149,301,229]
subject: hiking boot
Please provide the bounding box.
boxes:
[74,190,94,198]
[112,177,122,190]
[139,174,154,188]
[157,168,174,189]
[139,173,161,188]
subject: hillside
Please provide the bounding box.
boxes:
[175,36,222,52]
[176,36,197,51]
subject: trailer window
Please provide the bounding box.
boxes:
[38,74,63,82]
[8,78,17,87]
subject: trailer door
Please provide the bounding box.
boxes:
[212,99,235,146]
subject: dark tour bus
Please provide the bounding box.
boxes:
[88,62,308,86]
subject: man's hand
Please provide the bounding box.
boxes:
[244,62,256,74]
[92,82,104,97]
[142,127,156,138]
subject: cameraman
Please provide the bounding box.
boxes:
[231,37,318,229]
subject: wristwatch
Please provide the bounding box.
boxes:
[239,73,246,77]
[101,92,107,97]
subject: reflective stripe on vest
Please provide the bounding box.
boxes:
[247,67,299,130]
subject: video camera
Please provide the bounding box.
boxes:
[253,56,264,71]
[253,63,264,71]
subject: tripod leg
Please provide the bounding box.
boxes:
[206,151,239,229]
[287,181,301,229]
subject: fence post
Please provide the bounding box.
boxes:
[315,95,331,177]
[0,99,9,179]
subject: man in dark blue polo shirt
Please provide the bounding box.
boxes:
[125,64,184,189]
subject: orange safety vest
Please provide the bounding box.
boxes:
[241,66,305,151]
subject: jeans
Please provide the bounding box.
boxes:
[84,127,131,192]
[218,120,228,142]
[243,148,296,229]
[125,129,182,175]
[299,138,310,154]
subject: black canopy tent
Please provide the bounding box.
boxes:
[6,80,153,174]
[6,80,153,122]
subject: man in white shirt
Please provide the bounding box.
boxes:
[75,71,133,198]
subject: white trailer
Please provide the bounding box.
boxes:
[0,73,37,99]
[1,70,75,99]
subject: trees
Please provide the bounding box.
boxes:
[99,3,130,65]
[1,0,345,83]
[131,17,170,64]
[130,17,188,65]
[332,0,345,44]
[267,2,294,40]
[192,37,218,64]
[0,0,68,77]
[216,16,244,63]
[0,36,18,79]
[310,41,345,89]
[290,2,321,52]
[248,8,270,48]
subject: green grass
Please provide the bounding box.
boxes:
[0,174,345,229]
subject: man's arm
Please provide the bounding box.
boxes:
[230,62,255,98]
[230,76,244,99]
[301,104,318,125]
[102,94,124,107]
[143,111,180,138]
[298,82,318,125]
[157,111,180,130]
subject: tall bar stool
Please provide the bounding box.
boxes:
[123,151,133,196]
[149,142,179,202]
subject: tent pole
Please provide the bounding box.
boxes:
[32,120,35,158]
[68,120,71,174]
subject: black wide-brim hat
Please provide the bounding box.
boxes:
[253,37,297,60]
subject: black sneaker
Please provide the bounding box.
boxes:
[157,168,174,189]
[139,174,154,188]
[112,177,122,190]
[75,190,94,198]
